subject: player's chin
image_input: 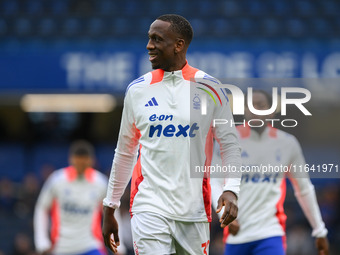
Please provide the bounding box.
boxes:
[151,62,161,69]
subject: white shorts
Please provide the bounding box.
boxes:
[131,212,210,255]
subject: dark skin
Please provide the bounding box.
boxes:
[102,19,238,253]
[228,91,329,255]
[69,154,94,176]
[146,19,187,71]
[244,92,276,136]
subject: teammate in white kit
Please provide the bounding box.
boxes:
[34,140,126,255]
[211,90,329,255]
[102,14,242,255]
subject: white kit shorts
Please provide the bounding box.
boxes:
[131,212,210,255]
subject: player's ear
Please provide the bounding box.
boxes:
[174,38,185,54]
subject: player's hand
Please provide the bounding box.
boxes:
[228,219,240,235]
[102,206,120,254]
[41,248,53,255]
[216,191,238,228]
[315,237,329,255]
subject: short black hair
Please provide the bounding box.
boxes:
[69,140,94,157]
[157,14,193,46]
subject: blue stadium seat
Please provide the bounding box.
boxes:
[0,143,25,181]
[0,0,337,42]
[336,17,340,32]
[295,0,316,17]
[1,0,19,16]
[189,18,207,37]
[238,18,257,36]
[123,1,142,16]
[14,18,32,36]
[38,18,57,36]
[219,0,241,17]
[62,17,82,36]
[25,0,44,16]
[261,18,281,37]
[197,0,215,16]
[173,1,187,16]
[136,17,153,36]
[95,0,119,16]
[0,19,8,37]
[87,18,106,36]
[146,0,170,16]
[270,0,291,16]
[111,18,131,36]
[49,0,69,15]
[320,0,339,16]
[286,18,306,37]
[312,18,332,37]
[210,18,234,37]
[248,0,267,16]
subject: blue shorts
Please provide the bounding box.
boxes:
[224,236,285,255]
[78,249,106,255]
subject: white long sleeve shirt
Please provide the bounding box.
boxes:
[104,62,242,222]
[211,125,327,244]
[34,167,108,254]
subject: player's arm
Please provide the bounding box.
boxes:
[212,87,242,228]
[102,88,140,253]
[34,174,56,254]
[210,141,240,235]
[287,137,329,255]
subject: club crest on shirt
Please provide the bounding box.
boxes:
[192,93,201,110]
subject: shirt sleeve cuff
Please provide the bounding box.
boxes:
[312,226,328,238]
[222,185,240,199]
[103,198,120,209]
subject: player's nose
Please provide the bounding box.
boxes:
[146,39,155,50]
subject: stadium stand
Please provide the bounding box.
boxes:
[0,0,339,44]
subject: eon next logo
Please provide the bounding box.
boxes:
[148,114,199,138]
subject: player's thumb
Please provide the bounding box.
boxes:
[216,197,223,213]
[113,230,120,246]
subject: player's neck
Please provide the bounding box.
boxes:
[251,126,266,136]
[163,55,187,72]
[76,169,86,177]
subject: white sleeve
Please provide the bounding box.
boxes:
[213,89,242,197]
[287,137,328,238]
[34,174,56,253]
[103,89,140,209]
[210,141,225,218]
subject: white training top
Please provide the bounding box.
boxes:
[34,167,108,254]
[104,62,242,223]
[211,125,328,244]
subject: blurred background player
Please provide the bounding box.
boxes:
[102,14,242,255]
[211,90,329,255]
[34,140,126,255]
